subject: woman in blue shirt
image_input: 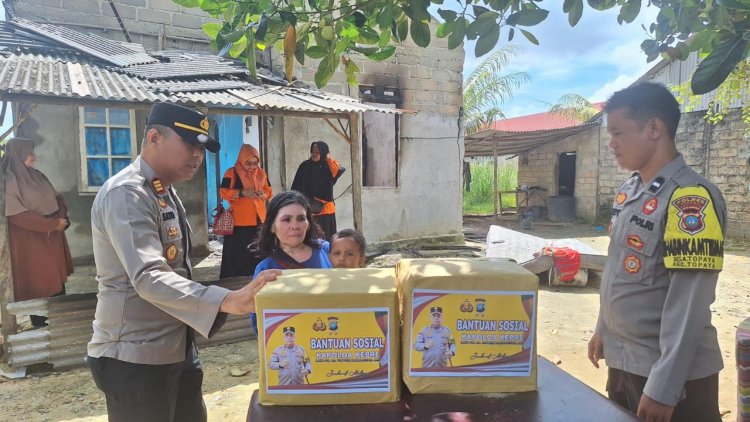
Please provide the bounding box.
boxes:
[249,190,332,333]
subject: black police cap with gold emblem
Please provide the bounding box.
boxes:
[283,326,296,335]
[430,306,443,315]
[146,102,220,153]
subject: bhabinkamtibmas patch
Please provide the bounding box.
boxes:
[663,186,723,270]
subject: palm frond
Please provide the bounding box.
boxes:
[548,94,599,121]
[464,45,530,135]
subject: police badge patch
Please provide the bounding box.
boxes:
[625,234,644,252]
[642,198,658,215]
[165,244,178,261]
[672,195,708,235]
[623,255,641,274]
[663,186,724,271]
[615,192,628,205]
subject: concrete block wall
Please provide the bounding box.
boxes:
[12,0,216,51]
[517,125,601,222]
[597,109,750,239]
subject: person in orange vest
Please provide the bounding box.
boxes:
[291,141,345,241]
[219,145,272,278]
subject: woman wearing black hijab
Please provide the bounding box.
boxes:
[291,141,345,241]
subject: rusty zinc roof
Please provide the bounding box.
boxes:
[0,52,398,114]
[12,18,158,67]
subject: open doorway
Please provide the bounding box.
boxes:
[557,152,576,196]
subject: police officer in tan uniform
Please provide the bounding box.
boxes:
[268,326,311,385]
[87,103,279,422]
[588,83,725,422]
[414,307,455,368]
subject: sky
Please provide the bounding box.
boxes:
[459,3,661,118]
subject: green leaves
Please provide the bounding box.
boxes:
[475,24,500,56]
[315,51,340,88]
[618,0,641,24]
[586,0,616,11]
[691,36,749,94]
[202,22,222,39]
[410,20,431,47]
[563,0,584,26]
[506,8,549,26]
[717,0,750,11]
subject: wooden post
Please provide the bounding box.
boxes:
[493,140,498,219]
[348,112,363,232]
[0,162,17,353]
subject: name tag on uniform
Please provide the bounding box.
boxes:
[162,211,176,221]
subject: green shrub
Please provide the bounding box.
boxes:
[463,159,518,214]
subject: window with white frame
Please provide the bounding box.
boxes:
[79,107,137,192]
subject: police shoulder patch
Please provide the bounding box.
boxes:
[663,186,723,271]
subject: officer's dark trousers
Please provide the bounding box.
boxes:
[88,342,207,422]
[607,367,721,422]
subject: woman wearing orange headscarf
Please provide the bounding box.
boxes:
[219,145,272,278]
[3,138,73,327]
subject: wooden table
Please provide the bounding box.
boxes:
[247,357,638,422]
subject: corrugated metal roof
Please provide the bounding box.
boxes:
[0,53,399,114]
[121,51,248,79]
[12,18,158,67]
[489,105,604,132]
[150,79,255,93]
[123,59,248,79]
[0,53,165,102]
[464,121,600,157]
[0,21,80,53]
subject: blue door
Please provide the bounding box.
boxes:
[206,114,244,222]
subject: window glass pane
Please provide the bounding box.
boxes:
[110,128,131,155]
[112,158,130,175]
[109,109,130,125]
[87,158,109,187]
[84,108,106,125]
[85,127,108,155]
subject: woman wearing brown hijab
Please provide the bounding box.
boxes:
[2,138,73,327]
[219,144,272,278]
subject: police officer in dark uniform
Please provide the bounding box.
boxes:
[88,103,279,422]
[588,83,725,422]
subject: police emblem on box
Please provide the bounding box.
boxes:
[327,316,339,331]
[312,318,327,331]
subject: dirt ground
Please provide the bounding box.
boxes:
[1,217,748,422]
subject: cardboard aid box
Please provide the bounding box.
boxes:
[398,258,539,394]
[256,268,400,405]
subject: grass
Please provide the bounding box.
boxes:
[463,159,518,214]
